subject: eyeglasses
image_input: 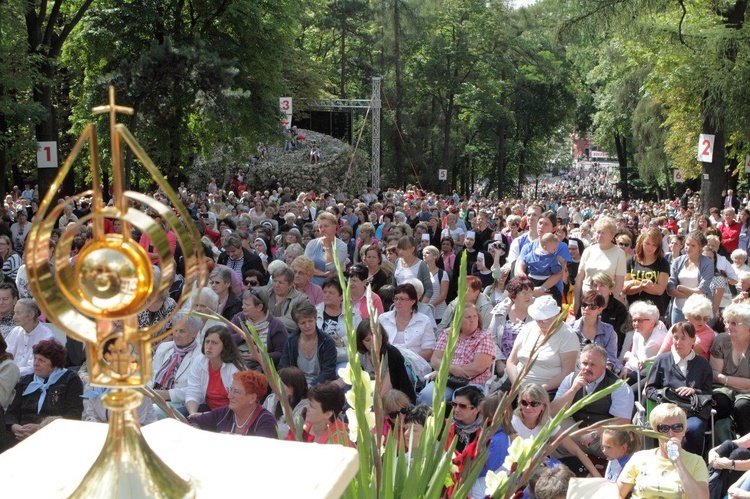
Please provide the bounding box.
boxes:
[656,423,684,434]
[520,399,542,408]
[727,321,746,327]
[631,317,651,323]
[451,401,474,410]
[245,280,259,286]
[393,296,412,302]
[617,242,631,248]
[581,303,599,310]
[388,407,410,419]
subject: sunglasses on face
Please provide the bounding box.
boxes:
[451,401,474,410]
[388,407,410,419]
[520,399,542,408]
[245,280,259,286]
[656,423,684,434]
[581,303,599,310]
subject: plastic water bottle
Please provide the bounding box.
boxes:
[667,441,679,460]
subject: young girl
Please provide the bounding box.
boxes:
[601,428,639,481]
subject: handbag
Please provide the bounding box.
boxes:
[654,387,714,420]
[446,375,471,390]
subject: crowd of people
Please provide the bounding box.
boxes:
[7,161,750,497]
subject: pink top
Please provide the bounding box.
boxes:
[660,324,715,359]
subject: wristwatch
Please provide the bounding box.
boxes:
[540,284,548,292]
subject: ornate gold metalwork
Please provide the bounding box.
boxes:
[26,87,206,497]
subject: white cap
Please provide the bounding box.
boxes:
[466,231,476,239]
[421,234,430,242]
[477,252,485,262]
[494,233,503,241]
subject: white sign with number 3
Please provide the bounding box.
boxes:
[698,134,715,163]
[279,97,292,116]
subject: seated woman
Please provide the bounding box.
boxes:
[710,302,750,438]
[707,428,750,499]
[287,382,351,445]
[230,290,288,369]
[185,325,246,416]
[188,370,277,437]
[378,283,435,379]
[656,294,716,360]
[572,291,621,371]
[418,304,494,405]
[486,276,535,378]
[382,389,413,441]
[346,264,385,320]
[618,403,709,499]
[446,385,485,456]
[317,277,362,364]
[620,301,668,385]
[0,334,20,450]
[512,383,600,477]
[5,339,83,443]
[262,366,309,437]
[291,256,324,306]
[356,321,416,402]
[505,295,579,398]
[279,301,338,386]
[645,322,713,456]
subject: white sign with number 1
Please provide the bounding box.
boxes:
[37,141,58,169]
[698,134,715,163]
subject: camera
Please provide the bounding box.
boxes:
[201,213,209,219]
[492,242,503,250]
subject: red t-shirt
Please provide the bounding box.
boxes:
[205,365,229,410]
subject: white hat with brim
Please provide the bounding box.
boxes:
[528,295,561,321]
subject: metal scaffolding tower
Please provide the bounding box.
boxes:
[300,76,382,192]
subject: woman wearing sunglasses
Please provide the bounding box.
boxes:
[446,385,485,454]
[511,383,600,477]
[618,403,708,498]
[382,389,413,441]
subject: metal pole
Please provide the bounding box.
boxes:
[371,77,381,193]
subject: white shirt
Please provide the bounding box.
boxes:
[6,322,55,376]
[671,347,696,377]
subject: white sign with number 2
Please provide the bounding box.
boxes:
[698,134,715,163]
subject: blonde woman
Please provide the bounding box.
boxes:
[291,256,323,305]
[574,216,628,315]
[511,383,600,477]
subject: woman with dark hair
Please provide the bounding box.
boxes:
[242,269,268,290]
[263,366,309,436]
[317,277,362,363]
[447,385,485,454]
[288,382,351,445]
[437,275,493,334]
[667,230,714,325]
[623,227,671,318]
[6,339,83,442]
[378,283,435,379]
[188,370,276,437]
[394,235,433,303]
[487,276,535,377]
[572,291,620,371]
[361,244,391,294]
[440,237,456,273]
[0,334,19,450]
[230,290,288,369]
[209,266,242,321]
[279,301,338,386]
[356,321,416,402]
[646,322,712,455]
[185,325,246,415]
[346,264,385,320]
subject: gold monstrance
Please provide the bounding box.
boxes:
[26,87,207,497]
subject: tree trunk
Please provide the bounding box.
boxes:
[339,22,346,98]
[393,0,404,190]
[614,133,629,200]
[444,93,454,191]
[699,97,726,214]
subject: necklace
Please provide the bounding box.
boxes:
[234,410,254,428]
